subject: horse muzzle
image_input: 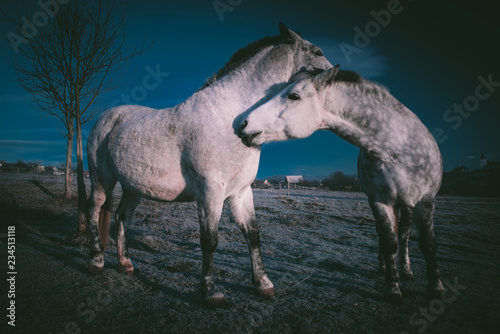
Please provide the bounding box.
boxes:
[238,120,262,147]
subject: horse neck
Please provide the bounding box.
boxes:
[326,81,414,162]
[180,46,294,117]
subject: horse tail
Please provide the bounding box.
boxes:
[98,195,112,250]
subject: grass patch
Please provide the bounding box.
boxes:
[0,192,68,226]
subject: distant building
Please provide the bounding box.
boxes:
[252,179,272,189]
[51,166,64,176]
[480,153,487,169]
[455,165,469,174]
[285,175,303,184]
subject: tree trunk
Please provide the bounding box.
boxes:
[76,116,87,235]
[64,123,74,199]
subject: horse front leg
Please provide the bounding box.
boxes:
[197,192,227,308]
[414,197,444,298]
[228,186,275,297]
[369,200,402,302]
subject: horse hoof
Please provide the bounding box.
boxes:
[400,271,414,281]
[124,268,139,276]
[427,280,445,299]
[88,264,104,275]
[119,259,139,276]
[203,295,230,309]
[427,289,445,299]
[259,287,276,298]
[427,283,445,299]
[119,265,139,276]
[385,292,403,304]
[384,284,403,304]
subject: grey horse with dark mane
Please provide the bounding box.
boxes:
[86,23,332,307]
[239,66,445,302]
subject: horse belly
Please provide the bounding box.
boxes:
[119,166,192,202]
[109,134,192,202]
[358,150,438,207]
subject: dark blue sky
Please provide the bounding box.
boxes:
[1,0,499,179]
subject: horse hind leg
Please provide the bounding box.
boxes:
[369,200,402,303]
[414,197,444,297]
[376,222,387,274]
[399,206,414,281]
[87,178,116,274]
[115,188,141,276]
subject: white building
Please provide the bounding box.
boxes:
[285,175,303,184]
[480,153,487,169]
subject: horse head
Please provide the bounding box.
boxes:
[239,65,340,146]
[277,23,332,75]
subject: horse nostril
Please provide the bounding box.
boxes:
[240,120,248,130]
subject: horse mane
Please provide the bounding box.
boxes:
[288,68,324,84]
[334,70,362,84]
[334,70,396,111]
[289,68,362,84]
[199,35,283,90]
[290,68,390,101]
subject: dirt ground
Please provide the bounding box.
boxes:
[1,173,499,334]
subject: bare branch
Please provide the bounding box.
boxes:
[3,0,148,215]
[4,0,147,128]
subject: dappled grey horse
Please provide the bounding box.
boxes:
[239,66,445,301]
[86,23,332,307]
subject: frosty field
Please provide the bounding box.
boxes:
[1,174,499,333]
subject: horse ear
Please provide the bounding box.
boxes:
[279,22,298,44]
[314,65,340,90]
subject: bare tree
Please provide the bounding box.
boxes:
[2,0,145,235]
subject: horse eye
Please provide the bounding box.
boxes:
[288,92,301,100]
[315,50,323,57]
